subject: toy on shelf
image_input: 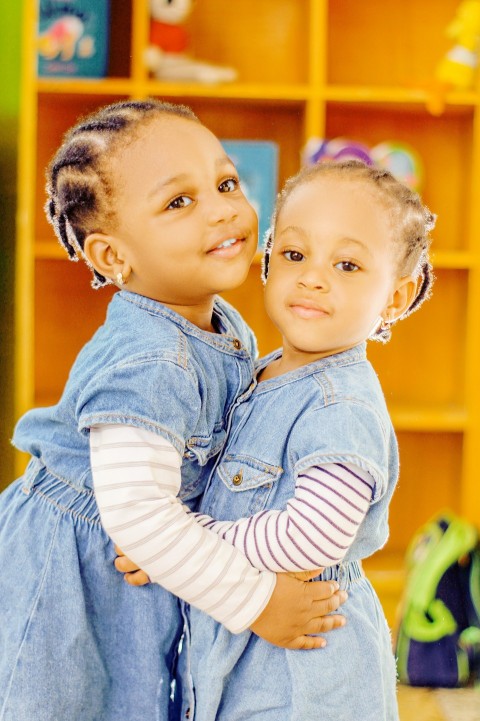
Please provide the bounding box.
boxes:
[145,0,237,83]
[303,138,424,192]
[427,0,480,115]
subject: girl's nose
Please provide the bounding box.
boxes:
[297,265,329,291]
[207,193,238,224]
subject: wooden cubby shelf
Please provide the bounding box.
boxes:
[16,0,480,626]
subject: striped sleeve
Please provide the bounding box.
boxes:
[90,424,276,634]
[195,463,375,572]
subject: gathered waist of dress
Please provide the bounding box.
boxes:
[21,456,101,524]
[316,560,364,589]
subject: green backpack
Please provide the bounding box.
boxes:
[395,511,480,687]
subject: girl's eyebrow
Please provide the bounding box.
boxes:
[338,237,373,257]
[277,225,308,238]
[148,173,190,199]
[277,227,373,257]
[148,158,235,199]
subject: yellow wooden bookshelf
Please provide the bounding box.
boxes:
[16,0,480,625]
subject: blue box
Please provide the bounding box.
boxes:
[37,0,110,78]
[221,140,279,249]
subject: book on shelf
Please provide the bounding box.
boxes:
[221,140,279,249]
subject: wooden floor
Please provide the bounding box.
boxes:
[398,686,480,721]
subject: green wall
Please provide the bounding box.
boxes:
[0,4,22,488]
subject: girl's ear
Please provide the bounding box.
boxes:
[83,233,131,286]
[383,275,418,323]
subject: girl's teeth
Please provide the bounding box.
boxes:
[218,238,236,249]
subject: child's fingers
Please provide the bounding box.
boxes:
[304,613,346,636]
[313,589,348,616]
[287,568,325,582]
[124,570,151,586]
[284,634,327,650]
[114,554,140,573]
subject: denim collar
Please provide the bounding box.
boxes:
[117,291,250,355]
[253,343,367,393]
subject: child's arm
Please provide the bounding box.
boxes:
[195,462,375,571]
[91,424,346,647]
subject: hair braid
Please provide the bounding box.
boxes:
[45,99,199,288]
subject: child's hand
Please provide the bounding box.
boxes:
[114,546,150,586]
[249,570,347,650]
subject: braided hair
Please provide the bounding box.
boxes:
[262,160,436,343]
[45,99,199,287]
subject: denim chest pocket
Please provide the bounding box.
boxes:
[180,422,227,497]
[212,454,283,517]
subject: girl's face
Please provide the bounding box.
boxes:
[264,176,413,368]
[105,116,258,317]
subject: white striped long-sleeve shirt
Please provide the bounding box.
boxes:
[91,424,374,628]
[91,424,276,634]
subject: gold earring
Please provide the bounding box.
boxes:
[380,317,391,331]
[116,271,126,286]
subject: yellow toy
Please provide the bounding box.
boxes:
[429,0,480,114]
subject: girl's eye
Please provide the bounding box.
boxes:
[283,250,305,262]
[219,177,239,193]
[167,195,193,210]
[335,260,360,272]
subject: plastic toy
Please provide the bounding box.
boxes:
[303,138,373,166]
[428,0,480,115]
[371,141,424,192]
[145,0,237,83]
[302,137,423,191]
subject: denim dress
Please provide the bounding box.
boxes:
[0,291,256,721]
[188,344,399,721]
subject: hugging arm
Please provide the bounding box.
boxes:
[91,424,346,648]
[195,462,375,572]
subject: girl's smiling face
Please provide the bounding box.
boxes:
[264,176,416,370]
[100,115,258,321]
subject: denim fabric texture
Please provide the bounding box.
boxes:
[0,291,256,721]
[188,343,400,721]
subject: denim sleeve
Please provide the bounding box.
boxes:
[289,400,391,502]
[76,355,201,456]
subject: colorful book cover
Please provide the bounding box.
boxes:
[221,140,279,248]
[38,0,110,78]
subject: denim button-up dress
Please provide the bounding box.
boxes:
[0,291,255,721]
[188,344,400,721]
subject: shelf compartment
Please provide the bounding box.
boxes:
[327,0,464,89]
[387,430,463,553]
[187,0,310,85]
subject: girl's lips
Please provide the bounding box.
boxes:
[289,303,329,319]
[208,237,245,258]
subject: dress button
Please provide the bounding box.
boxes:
[232,338,242,350]
[232,472,243,486]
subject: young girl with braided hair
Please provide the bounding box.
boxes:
[0,100,346,721]
[120,159,434,720]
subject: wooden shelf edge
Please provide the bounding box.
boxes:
[324,85,478,108]
[36,78,312,103]
[391,407,466,432]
